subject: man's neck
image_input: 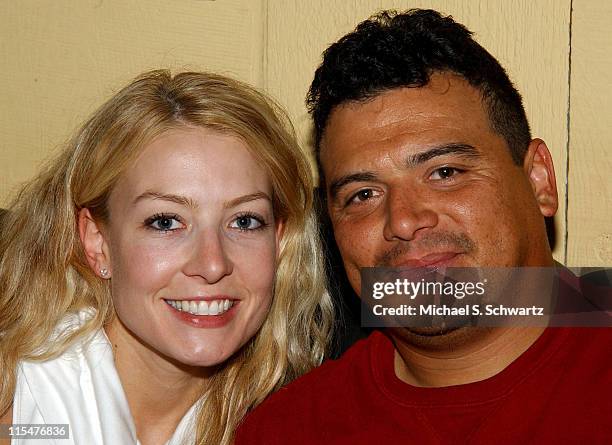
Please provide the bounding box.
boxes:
[390,326,546,387]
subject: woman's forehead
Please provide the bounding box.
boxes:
[108,127,273,210]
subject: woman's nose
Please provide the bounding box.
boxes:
[183,230,233,284]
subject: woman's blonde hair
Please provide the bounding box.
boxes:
[0,70,333,444]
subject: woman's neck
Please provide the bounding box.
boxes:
[104,319,209,445]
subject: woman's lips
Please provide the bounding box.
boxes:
[164,297,235,316]
[163,297,239,328]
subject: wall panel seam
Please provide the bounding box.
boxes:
[564,0,574,265]
[262,0,269,91]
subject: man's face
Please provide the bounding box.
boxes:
[320,72,557,295]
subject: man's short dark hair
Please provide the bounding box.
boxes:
[307,9,531,166]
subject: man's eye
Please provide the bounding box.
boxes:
[145,214,183,232]
[229,214,266,231]
[430,167,461,180]
[347,189,378,206]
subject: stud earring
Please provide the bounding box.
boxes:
[100,268,109,278]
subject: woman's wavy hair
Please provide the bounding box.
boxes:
[0,70,333,444]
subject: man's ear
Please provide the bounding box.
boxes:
[523,138,558,217]
[78,208,112,279]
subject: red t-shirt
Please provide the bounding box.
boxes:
[235,328,612,444]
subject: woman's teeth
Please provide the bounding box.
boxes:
[165,299,233,316]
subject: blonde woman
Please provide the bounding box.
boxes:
[0,70,333,444]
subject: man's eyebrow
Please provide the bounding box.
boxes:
[327,143,479,200]
[407,143,480,167]
[224,192,271,209]
[133,191,197,208]
[329,172,378,200]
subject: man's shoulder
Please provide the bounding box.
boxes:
[266,330,383,402]
[235,330,388,440]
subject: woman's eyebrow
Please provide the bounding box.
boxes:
[224,192,271,209]
[132,191,271,209]
[133,191,198,208]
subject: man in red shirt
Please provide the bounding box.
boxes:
[235,9,611,444]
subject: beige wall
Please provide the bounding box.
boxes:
[0,0,265,203]
[1,0,609,266]
[567,0,612,266]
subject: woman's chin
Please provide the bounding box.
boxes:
[160,336,244,370]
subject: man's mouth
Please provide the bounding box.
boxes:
[389,252,461,268]
[376,232,476,267]
[407,325,462,337]
[163,298,234,316]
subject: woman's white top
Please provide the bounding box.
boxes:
[12,310,197,445]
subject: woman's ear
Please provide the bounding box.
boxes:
[78,208,112,279]
[274,219,286,262]
[523,138,558,218]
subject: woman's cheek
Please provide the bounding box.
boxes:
[233,238,277,289]
[111,238,189,295]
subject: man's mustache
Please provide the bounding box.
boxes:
[376,232,476,266]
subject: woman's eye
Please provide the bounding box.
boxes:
[430,167,461,180]
[230,214,265,231]
[146,214,183,232]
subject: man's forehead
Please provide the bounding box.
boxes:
[321,75,489,157]
[327,73,483,129]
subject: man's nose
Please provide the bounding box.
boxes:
[183,230,233,284]
[382,189,438,242]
